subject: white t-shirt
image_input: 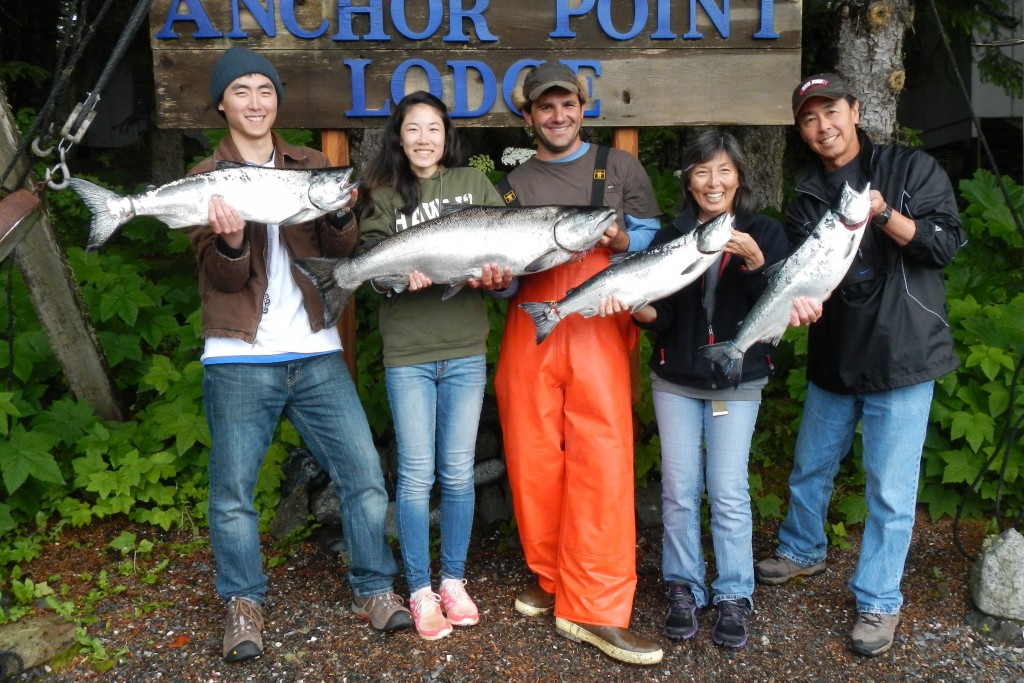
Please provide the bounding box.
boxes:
[201,157,342,365]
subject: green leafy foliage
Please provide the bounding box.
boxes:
[0,131,303,585]
[923,169,1024,521]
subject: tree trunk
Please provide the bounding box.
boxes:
[148,127,186,186]
[835,0,914,142]
[734,125,786,213]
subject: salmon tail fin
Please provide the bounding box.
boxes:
[293,257,356,326]
[518,301,560,345]
[66,177,128,251]
[699,340,745,389]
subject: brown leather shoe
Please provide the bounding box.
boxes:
[554,617,664,665]
[513,583,555,617]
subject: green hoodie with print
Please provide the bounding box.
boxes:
[357,166,504,368]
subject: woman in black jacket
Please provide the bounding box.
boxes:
[621,130,788,649]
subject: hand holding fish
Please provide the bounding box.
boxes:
[789,296,823,327]
[597,221,629,253]
[724,229,765,270]
[208,197,246,250]
[598,295,656,323]
[408,271,432,291]
[467,263,514,291]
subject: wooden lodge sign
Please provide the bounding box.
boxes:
[151,0,801,129]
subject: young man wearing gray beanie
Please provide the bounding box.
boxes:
[187,46,413,662]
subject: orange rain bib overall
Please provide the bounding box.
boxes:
[495,248,639,627]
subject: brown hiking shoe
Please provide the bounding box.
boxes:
[554,617,664,665]
[514,582,555,617]
[223,597,263,662]
[351,591,414,631]
[755,554,827,585]
[850,611,900,656]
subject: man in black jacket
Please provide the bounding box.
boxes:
[755,73,966,657]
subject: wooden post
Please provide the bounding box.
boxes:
[0,190,42,263]
[320,129,358,382]
[0,85,125,421]
[613,128,640,158]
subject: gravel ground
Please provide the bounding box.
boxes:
[8,512,1024,682]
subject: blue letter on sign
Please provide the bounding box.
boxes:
[335,0,390,41]
[227,0,276,38]
[155,0,223,39]
[684,0,730,39]
[597,0,646,40]
[551,0,595,38]
[449,61,497,117]
[392,60,445,102]
[650,0,677,39]
[346,59,391,116]
[753,0,779,39]
[445,0,498,42]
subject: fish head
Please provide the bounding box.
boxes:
[834,182,871,230]
[551,206,617,251]
[696,212,735,254]
[307,166,359,211]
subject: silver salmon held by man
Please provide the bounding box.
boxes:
[700,182,872,386]
[294,204,616,326]
[66,163,357,251]
[518,212,735,344]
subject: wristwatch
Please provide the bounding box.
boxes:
[874,205,893,226]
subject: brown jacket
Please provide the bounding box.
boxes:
[187,133,357,342]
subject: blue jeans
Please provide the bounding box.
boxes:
[655,390,759,608]
[776,380,935,614]
[204,353,398,604]
[386,355,485,593]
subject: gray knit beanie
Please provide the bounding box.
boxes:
[209,46,283,108]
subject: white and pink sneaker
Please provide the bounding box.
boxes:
[439,578,480,627]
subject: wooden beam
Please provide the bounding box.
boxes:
[0,190,42,264]
[320,129,358,382]
[0,84,125,421]
[613,128,640,158]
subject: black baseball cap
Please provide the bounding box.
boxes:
[791,73,856,119]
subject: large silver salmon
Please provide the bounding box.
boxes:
[66,163,357,251]
[518,212,735,344]
[294,204,616,326]
[700,182,872,386]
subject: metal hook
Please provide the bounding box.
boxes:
[46,150,71,191]
[31,136,54,158]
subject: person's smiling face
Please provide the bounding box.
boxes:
[796,96,862,170]
[218,73,277,142]
[688,150,740,222]
[523,88,584,160]
[400,103,445,178]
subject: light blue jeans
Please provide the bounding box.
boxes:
[656,390,760,608]
[776,380,935,614]
[204,353,398,604]
[386,355,485,594]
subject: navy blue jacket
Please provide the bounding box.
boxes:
[635,209,789,390]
